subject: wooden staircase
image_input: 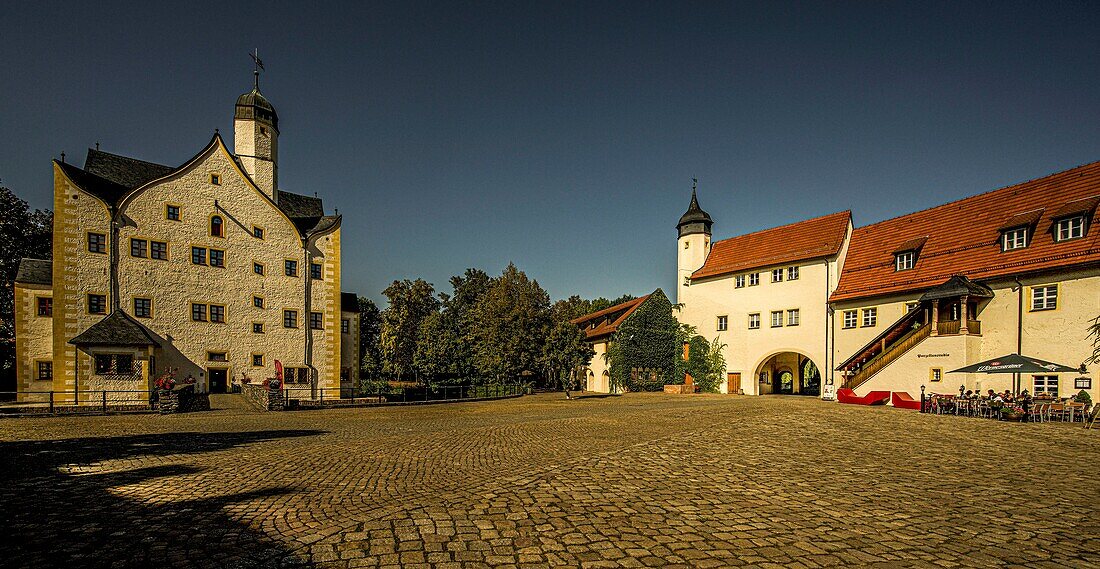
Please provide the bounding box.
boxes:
[842,323,931,391]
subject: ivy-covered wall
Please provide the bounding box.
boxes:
[606,289,678,391]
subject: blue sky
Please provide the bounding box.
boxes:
[2,1,1097,304]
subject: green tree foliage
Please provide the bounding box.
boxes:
[0,186,52,383]
[471,263,551,382]
[356,296,382,382]
[605,290,678,391]
[379,279,439,381]
[544,299,595,390]
[413,311,465,383]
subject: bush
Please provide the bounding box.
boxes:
[1074,389,1092,407]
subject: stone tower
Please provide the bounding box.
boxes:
[234,73,279,197]
[676,183,712,305]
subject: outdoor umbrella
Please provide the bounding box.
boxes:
[949,353,1079,394]
[948,354,1079,374]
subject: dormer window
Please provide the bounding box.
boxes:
[1054,215,1085,242]
[1002,227,1028,251]
[895,251,915,271]
[892,237,926,272]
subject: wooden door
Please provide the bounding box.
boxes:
[727,373,741,394]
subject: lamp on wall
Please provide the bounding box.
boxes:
[1079,363,1090,375]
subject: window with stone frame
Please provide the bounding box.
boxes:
[252,353,264,367]
[716,315,728,331]
[341,319,350,334]
[36,297,52,317]
[191,303,207,322]
[252,226,264,239]
[862,308,877,327]
[37,361,52,380]
[88,232,106,254]
[771,269,783,283]
[191,246,207,265]
[209,248,225,268]
[149,241,167,260]
[209,304,226,323]
[253,261,264,275]
[88,294,107,314]
[165,204,180,221]
[1031,285,1057,311]
[748,313,760,329]
[787,309,800,326]
[253,322,264,334]
[284,259,298,277]
[283,309,298,328]
[842,310,858,329]
[310,311,324,330]
[787,266,800,280]
[130,238,148,258]
[310,262,323,280]
[748,273,760,286]
[253,296,264,309]
[735,275,745,288]
[210,215,224,237]
[771,311,783,327]
[1033,375,1058,396]
[133,297,152,318]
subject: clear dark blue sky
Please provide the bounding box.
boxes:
[2,1,1097,304]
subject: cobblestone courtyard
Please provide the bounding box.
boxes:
[2,393,1097,568]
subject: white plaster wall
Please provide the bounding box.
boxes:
[677,258,835,395]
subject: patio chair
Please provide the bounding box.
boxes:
[1086,404,1099,430]
[1027,402,1046,423]
[1065,402,1086,423]
[978,400,994,419]
[1047,403,1065,422]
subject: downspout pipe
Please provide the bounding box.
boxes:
[824,259,831,393]
[1014,277,1024,394]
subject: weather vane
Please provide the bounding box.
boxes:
[250,48,265,89]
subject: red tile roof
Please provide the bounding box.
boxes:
[691,211,852,280]
[832,161,1100,303]
[571,294,651,341]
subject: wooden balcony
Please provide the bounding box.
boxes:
[936,320,981,336]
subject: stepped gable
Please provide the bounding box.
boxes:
[692,211,851,280]
[832,161,1100,302]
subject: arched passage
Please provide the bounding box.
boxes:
[755,352,821,396]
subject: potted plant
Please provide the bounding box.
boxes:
[1000,404,1026,421]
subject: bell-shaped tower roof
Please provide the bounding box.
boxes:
[677,183,713,238]
[234,73,279,133]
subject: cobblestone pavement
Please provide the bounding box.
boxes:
[1,393,1097,568]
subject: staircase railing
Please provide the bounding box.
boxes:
[842,323,931,391]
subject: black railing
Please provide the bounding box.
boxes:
[0,390,158,416]
[282,383,528,407]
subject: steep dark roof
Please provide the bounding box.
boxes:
[571,293,653,342]
[15,258,52,285]
[918,275,995,302]
[341,292,359,312]
[276,190,324,218]
[84,149,175,190]
[69,311,161,347]
[56,160,131,206]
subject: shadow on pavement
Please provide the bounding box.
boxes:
[0,430,325,568]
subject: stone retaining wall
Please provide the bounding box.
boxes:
[242,383,285,411]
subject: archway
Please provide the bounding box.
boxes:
[755,352,821,396]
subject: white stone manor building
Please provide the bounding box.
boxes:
[13,78,361,403]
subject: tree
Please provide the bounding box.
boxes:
[543,298,595,390]
[439,268,492,379]
[379,279,439,382]
[413,311,465,383]
[1,186,52,386]
[356,296,382,384]
[471,263,551,383]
